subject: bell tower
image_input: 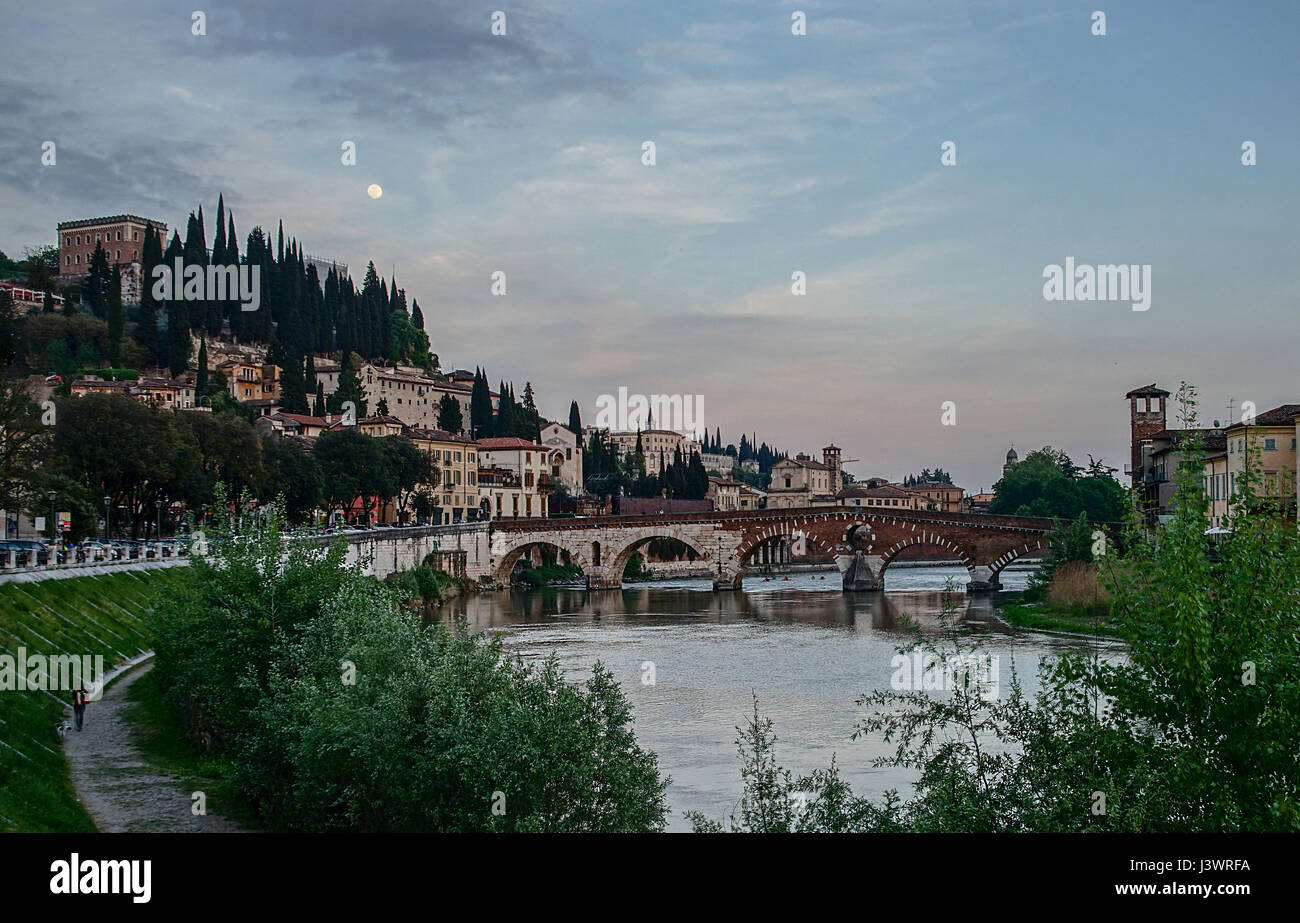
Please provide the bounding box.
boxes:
[1125,383,1169,485]
[822,444,842,492]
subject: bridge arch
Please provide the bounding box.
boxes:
[986,539,1047,583]
[736,522,834,566]
[493,537,591,584]
[877,532,975,581]
[606,528,711,582]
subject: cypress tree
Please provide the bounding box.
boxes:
[165,232,189,377]
[209,195,227,335]
[135,225,162,366]
[196,338,208,393]
[183,210,209,333]
[228,211,242,338]
[107,264,123,366]
[470,368,493,438]
[568,400,582,436]
[412,298,425,332]
[85,243,110,319]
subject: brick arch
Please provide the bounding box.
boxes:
[493,537,591,583]
[987,538,1047,579]
[877,531,974,576]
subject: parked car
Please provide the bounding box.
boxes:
[0,540,51,566]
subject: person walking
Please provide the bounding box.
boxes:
[72,683,88,731]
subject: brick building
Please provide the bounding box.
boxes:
[57,214,168,304]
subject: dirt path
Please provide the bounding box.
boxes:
[63,663,248,832]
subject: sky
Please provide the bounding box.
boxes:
[3,0,1298,492]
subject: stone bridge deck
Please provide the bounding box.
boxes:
[492,506,1058,592]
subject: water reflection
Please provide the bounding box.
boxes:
[430,563,1107,831]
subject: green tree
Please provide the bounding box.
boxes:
[84,243,111,319]
[256,437,325,523]
[436,393,463,433]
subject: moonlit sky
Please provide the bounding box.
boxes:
[3,0,1297,492]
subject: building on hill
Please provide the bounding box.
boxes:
[900,479,965,513]
[607,429,703,476]
[766,448,838,508]
[738,483,765,510]
[317,361,494,434]
[406,428,480,524]
[837,484,918,510]
[57,214,168,304]
[700,451,734,474]
[357,414,405,437]
[706,476,742,511]
[70,376,195,410]
[476,436,552,520]
[217,358,281,403]
[540,421,584,494]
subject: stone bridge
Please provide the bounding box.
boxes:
[491,507,1056,592]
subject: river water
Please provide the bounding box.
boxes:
[433,564,1114,830]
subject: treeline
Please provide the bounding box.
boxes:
[990,447,1127,522]
[902,468,954,486]
[3,390,454,540]
[699,428,786,472]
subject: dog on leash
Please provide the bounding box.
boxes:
[56,722,72,740]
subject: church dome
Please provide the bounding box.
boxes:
[1005,446,1018,464]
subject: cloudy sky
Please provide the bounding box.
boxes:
[3,0,1297,491]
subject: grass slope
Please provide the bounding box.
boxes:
[0,569,183,832]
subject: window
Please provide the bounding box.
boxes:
[75,235,81,245]
[1135,398,1146,413]
[64,236,70,245]
[116,231,121,241]
[1264,438,1277,451]
[66,255,71,265]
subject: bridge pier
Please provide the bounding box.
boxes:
[712,570,743,591]
[839,552,884,591]
[965,565,1002,594]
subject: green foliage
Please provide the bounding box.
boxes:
[990,446,1127,521]
[150,505,668,831]
[436,393,464,433]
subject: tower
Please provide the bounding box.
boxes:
[1125,383,1169,485]
[823,444,842,491]
[1003,445,1018,475]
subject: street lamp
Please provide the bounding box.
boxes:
[155,499,163,540]
[103,495,111,543]
[48,490,57,560]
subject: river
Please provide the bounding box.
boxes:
[433,563,1116,830]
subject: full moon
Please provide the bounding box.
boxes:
[367,184,383,199]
